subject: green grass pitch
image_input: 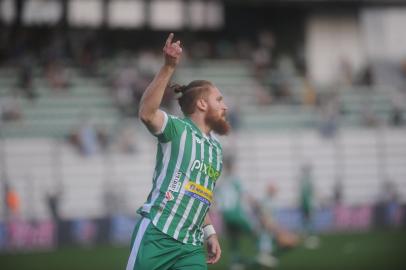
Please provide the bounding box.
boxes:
[0,229,405,270]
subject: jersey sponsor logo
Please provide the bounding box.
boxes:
[184,182,213,205]
[191,160,220,181]
[168,171,182,192]
[165,191,174,201]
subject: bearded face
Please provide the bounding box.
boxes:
[205,106,231,135]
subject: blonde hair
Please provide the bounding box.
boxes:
[170,80,213,116]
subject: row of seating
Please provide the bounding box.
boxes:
[1,127,405,220]
[0,71,120,138]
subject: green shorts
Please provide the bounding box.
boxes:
[126,217,207,270]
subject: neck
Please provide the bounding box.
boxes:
[189,113,211,135]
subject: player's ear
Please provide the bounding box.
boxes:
[196,98,208,112]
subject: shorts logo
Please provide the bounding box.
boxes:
[165,191,174,201]
[184,182,213,205]
[168,171,182,192]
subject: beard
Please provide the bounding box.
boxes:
[205,107,231,135]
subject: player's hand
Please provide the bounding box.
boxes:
[163,33,182,68]
[206,234,221,264]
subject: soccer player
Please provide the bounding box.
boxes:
[126,33,230,270]
[298,163,320,249]
[215,157,257,269]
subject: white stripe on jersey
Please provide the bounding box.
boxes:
[191,143,213,245]
[183,202,203,244]
[154,111,168,135]
[142,142,171,213]
[211,146,221,190]
[165,131,198,237]
[182,136,206,244]
[156,128,187,228]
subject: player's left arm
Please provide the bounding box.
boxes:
[204,214,221,264]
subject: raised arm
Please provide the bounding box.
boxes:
[138,33,182,134]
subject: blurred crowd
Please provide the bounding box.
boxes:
[0,28,406,160]
[1,28,405,132]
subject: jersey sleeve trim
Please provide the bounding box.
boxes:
[153,110,168,136]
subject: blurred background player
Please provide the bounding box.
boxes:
[215,157,256,269]
[215,157,299,269]
[298,163,320,249]
[255,183,300,267]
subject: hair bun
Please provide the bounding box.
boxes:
[170,83,187,98]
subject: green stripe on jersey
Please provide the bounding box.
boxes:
[138,112,223,246]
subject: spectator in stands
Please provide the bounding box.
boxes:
[228,107,241,132]
[43,32,70,64]
[111,64,149,117]
[251,31,274,82]
[46,188,62,222]
[389,105,404,127]
[357,64,374,87]
[4,182,21,220]
[333,176,344,207]
[137,49,161,75]
[338,57,354,86]
[114,122,138,154]
[319,92,339,138]
[103,182,127,218]
[96,125,110,152]
[401,58,406,94]
[377,179,403,227]
[0,94,22,122]
[44,60,70,92]
[223,98,241,132]
[332,176,345,226]
[301,76,317,107]
[273,55,296,103]
[17,57,37,100]
[68,116,99,156]
[67,126,82,154]
[112,64,138,116]
[360,103,380,127]
[190,40,212,64]
[216,39,237,59]
[46,187,63,246]
[78,119,99,156]
[235,39,254,60]
[252,46,271,83]
[78,37,99,76]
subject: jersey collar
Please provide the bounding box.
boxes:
[183,117,213,141]
[183,117,203,136]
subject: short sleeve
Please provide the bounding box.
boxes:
[154,112,185,143]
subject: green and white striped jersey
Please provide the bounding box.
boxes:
[138,111,223,246]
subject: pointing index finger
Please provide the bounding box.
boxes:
[165,33,174,47]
